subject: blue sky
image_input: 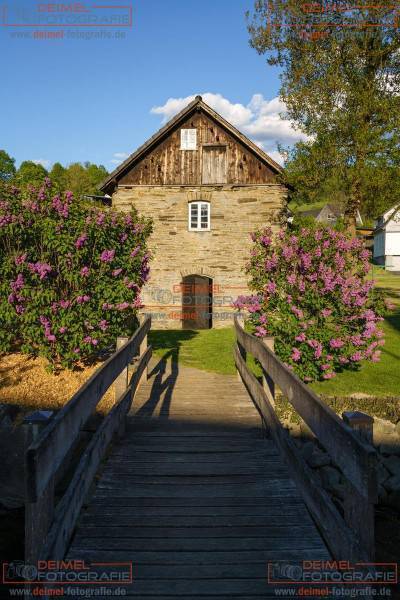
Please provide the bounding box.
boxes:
[0,0,304,171]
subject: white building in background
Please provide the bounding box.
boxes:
[374,205,400,270]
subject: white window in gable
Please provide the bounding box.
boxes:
[188,201,210,231]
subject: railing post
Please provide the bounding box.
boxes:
[235,313,246,381]
[115,336,129,438]
[342,411,374,444]
[261,337,275,408]
[138,314,149,384]
[25,474,55,563]
[115,336,129,403]
[342,411,376,560]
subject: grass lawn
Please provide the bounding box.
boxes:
[149,327,237,375]
[311,266,400,398]
[149,266,400,398]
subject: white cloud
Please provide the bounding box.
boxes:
[151,92,308,162]
[109,152,129,166]
[33,158,51,169]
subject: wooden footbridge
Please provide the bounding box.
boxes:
[24,316,378,598]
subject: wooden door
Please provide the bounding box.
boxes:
[182,275,212,329]
[202,146,227,184]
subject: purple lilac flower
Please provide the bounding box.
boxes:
[96,213,106,226]
[15,253,27,265]
[117,302,130,311]
[80,266,90,277]
[38,187,46,201]
[75,233,87,249]
[323,372,335,379]
[112,268,123,277]
[291,348,301,362]
[28,262,52,280]
[99,320,108,331]
[329,338,344,349]
[52,195,69,218]
[100,249,115,263]
[130,246,141,258]
[265,281,277,294]
[11,274,24,292]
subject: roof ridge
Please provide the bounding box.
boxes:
[100,96,283,192]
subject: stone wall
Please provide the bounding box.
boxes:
[284,415,400,513]
[113,184,287,329]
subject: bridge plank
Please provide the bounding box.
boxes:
[67,360,330,596]
[79,515,308,527]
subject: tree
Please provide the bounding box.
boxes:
[16,161,48,187]
[0,150,16,182]
[64,162,109,198]
[49,162,68,192]
[248,2,400,231]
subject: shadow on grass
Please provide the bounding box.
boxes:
[135,330,199,419]
[148,329,199,360]
[385,306,400,334]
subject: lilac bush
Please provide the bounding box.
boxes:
[0,179,152,370]
[234,225,386,382]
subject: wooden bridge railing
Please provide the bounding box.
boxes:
[25,315,152,563]
[234,315,378,562]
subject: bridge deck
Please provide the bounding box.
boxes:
[68,356,330,597]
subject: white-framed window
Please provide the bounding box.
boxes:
[188,201,210,231]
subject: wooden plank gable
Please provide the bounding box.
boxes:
[119,111,278,186]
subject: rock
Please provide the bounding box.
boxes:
[377,461,391,486]
[288,423,301,438]
[379,435,400,455]
[300,441,315,461]
[383,474,400,494]
[330,482,347,500]
[373,418,396,447]
[0,409,28,509]
[383,455,400,476]
[378,484,388,502]
[385,490,400,511]
[308,448,331,469]
[320,465,342,490]
[300,422,313,439]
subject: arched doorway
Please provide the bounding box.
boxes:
[181,275,213,330]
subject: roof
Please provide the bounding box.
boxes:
[374,203,400,232]
[299,203,342,219]
[99,95,284,193]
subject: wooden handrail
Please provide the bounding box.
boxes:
[25,316,152,562]
[234,315,378,561]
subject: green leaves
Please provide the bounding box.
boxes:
[249,2,400,224]
[0,180,152,370]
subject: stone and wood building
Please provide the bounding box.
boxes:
[100,95,288,329]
